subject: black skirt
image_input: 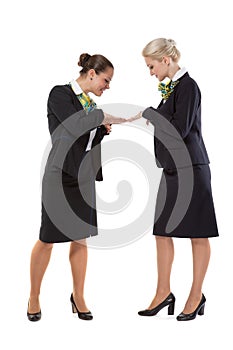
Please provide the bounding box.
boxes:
[39,154,98,243]
[153,164,219,238]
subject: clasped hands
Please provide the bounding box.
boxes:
[102,111,149,133]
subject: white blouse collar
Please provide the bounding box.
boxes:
[70,79,83,95]
[171,67,187,81]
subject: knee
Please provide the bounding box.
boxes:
[69,240,87,257]
[38,240,54,250]
[155,236,173,243]
[156,236,168,241]
[191,238,209,246]
[71,239,86,248]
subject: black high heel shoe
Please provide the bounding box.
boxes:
[70,294,93,321]
[27,301,41,322]
[138,293,176,317]
[176,294,206,321]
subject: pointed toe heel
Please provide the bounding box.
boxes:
[138,293,176,317]
[176,294,206,321]
[70,293,93,321]
[27,310,42,322]
[27,301,41,322]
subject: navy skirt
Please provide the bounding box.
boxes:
[153,165,219,238]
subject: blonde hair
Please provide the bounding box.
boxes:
[142,38,181,62]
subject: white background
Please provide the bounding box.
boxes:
[1,0,232,349]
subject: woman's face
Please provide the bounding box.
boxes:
[89,67,114,96]
[144,56,169,82]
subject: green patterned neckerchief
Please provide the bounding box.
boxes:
[77,91,97,112]
[69,82,97,112]
[158,80,179,100]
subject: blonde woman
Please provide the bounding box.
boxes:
[134,38,219,321]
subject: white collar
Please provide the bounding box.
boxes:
[70,79,84,95]
[172,67,187,81]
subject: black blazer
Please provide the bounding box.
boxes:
[44,84,107,180]
[142,72,210,170]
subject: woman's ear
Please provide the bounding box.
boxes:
[162,56,170,66]
[88,69,96,80]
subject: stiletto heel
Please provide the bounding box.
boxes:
[70,293,93,321]
[138,293,176,317]
[168,301,175,315]
[176,294,206,321]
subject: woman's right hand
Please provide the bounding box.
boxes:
[102,112,127,125]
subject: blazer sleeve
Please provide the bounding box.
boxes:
[142,79,201,139]
[48,85,104,138]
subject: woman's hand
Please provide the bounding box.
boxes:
[128,111,150,125]
[104,124,112,134]
[102,112,127,125]
[127,111,142,122]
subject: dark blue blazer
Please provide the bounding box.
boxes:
[45,84,107,180]
[142,72,210,170]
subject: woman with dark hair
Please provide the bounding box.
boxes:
[27,53,126,322]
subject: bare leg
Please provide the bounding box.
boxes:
[69,239,89,312]
[148,236,174,309]
[182,238,210,314]
[28,240,53,313]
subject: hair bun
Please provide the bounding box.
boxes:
[167,39,176,46]
[78,53,91,67]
